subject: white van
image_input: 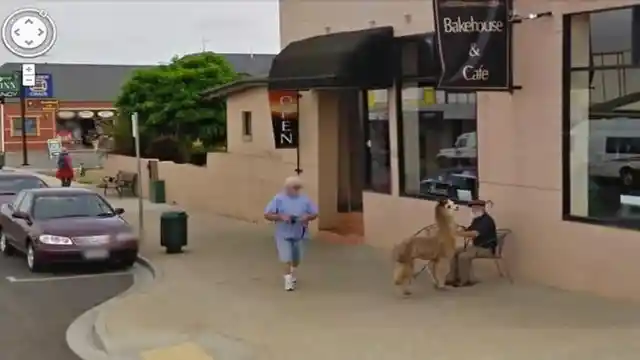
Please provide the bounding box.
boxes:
[587,119,640,186]
[436,131,477,162]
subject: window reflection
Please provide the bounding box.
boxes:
[566,6,640,225]
[399,85,478,201]
[364,90,391,193]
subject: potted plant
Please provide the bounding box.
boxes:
[189,139,207,166]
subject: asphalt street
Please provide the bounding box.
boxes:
[4,150,104,170]
[0,252,133,360]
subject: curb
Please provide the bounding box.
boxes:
[66,255,158,360]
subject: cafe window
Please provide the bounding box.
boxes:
[563,6,640,227]
[11,117,38,137]
[397,83,478,201]
[363,89,391,194]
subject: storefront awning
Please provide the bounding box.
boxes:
[268,27,396,90]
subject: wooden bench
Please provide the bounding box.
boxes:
[98,171,138,197]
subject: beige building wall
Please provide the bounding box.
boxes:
[279,0,435,46]
[275,0,640,300]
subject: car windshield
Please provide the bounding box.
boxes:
[0,177,46,195]
[32,194,115,220]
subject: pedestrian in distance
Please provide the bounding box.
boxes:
[55,147,74,187]
[264,176,318,291]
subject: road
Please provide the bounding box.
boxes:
[0,253,132,360]
[4,151,104,170]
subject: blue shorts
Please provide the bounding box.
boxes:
[276,237,306,263]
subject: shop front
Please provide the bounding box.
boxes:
[207,0,640,300]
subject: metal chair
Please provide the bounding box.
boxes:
[464,228,513,283]
[411,223,467,284]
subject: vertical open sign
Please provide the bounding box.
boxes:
[269,90,299,149]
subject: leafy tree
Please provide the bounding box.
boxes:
[115,52,238,147]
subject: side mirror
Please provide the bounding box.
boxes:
[12,211,31,224]
[114,208,125,215]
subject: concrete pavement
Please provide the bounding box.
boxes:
[25,170,640,359]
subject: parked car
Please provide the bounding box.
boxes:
[0,173,48,204]
[420,168,478,200]
[0,187,137,272]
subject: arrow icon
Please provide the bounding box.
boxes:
[13,29,20,36]
[24,40,32,46]
[37,28,44,36]
[24,19,33,25]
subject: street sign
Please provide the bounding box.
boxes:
[0,74,19,97]
[46,138,62,158]
[131,112,139,138]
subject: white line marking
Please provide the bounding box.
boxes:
[6,271,131,283]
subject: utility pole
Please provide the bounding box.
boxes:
[18,71,28,166]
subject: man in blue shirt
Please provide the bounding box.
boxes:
[264,176,318,291]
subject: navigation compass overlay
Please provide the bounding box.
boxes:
[2,8,57,58]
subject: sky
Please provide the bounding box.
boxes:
[0,0,280,65]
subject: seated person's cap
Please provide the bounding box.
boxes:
[467,199,487,207]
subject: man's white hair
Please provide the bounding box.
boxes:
[284,176,303,187]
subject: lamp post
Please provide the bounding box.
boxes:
[16,71,28,166]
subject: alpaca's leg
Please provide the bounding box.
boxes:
[394,262,413,295]
[433,259,451,290]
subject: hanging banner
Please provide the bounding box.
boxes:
[434,0,511,90]
[268,90,299,149]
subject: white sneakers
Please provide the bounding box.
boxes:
[284,274,295,291]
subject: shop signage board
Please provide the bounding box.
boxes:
[47,138,62,158]
[26,73,54,98]
[434,0,511,90]
[27,99,59,111]
[268,90,299,149]
[0,74,19,97]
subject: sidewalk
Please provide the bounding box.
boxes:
[22,171,640,359]
[109,205,640,360]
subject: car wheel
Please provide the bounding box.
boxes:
[120,256,136,270]
[0,232,14,256]
[26,242,44,273]
[620,168,635,187]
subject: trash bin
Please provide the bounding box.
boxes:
[149,180,166,204]
[160,211,188,253]
[0,152,5,169]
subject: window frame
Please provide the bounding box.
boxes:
[562,7,640,229]
[395,78,480,204]
[10,116,38,137]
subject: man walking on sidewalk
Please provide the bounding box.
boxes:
[264,176,318,291]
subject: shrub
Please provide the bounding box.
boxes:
[110,115,135,156]
[144,135,188,163]
[188,139,207,166]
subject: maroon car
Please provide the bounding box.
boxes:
[0,172,48,204]
[0,187,138,272]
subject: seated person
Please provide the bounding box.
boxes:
[446,199,497,287]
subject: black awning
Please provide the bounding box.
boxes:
[268,27,396,90]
